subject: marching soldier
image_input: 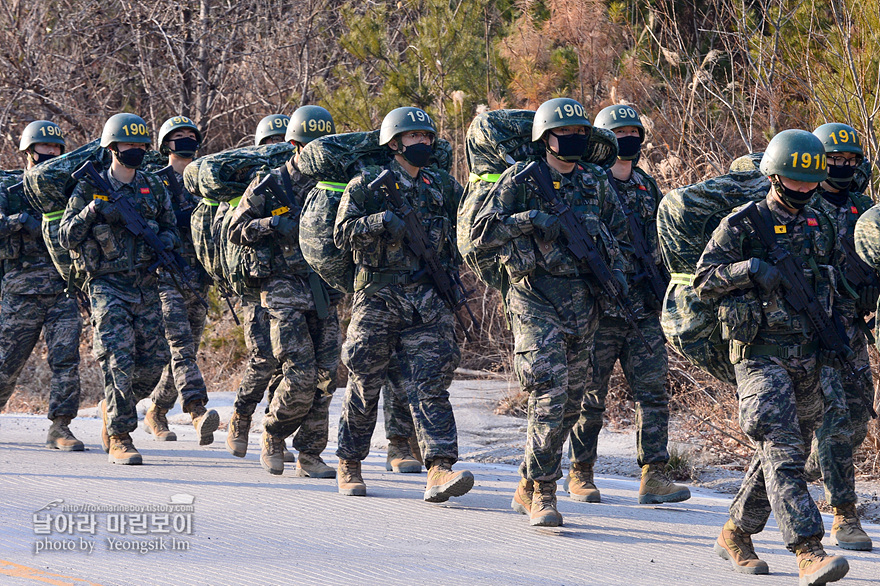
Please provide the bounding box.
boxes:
[254,114,290,146]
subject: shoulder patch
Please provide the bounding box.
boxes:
[852,206,859,214]
[140,187,150,195]
[806,218,819,227]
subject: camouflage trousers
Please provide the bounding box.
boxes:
[261,277,341,454]
[90,285,170,436]
[232,295,283,417]
[569,314,669,467]
[730,352,824,550]
[337,292,460,463]
[809,328,872,507]
[149,281,209,412]
[0,292,81,420]
[382,354,416,440]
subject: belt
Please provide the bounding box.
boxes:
[742,340,820,359]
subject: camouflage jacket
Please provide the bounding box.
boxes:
[603,166,663,319]
[694,193,843,345]
[0,178,65,295]
[228,159,315,278]
[60,168,179,304]
[160,168,209,289]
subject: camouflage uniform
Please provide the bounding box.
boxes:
[693,194,841,550]
[854,203,880,414]
[808,189,874,507]
[228,160,340,451]
[233,293,283,417]
[0,181,81,418]
[149,169,212,413]
[334,159,463,464]
[59,169,176,436]
[471,160,622,482]
[569,167,669,468]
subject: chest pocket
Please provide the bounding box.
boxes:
[418,185,449,257]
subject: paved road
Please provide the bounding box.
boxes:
[0,384,878,586]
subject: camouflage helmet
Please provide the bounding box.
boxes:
[19,120,66,153]
[759,129,828,183]
[812,122,864,158]
[286,106,335,144]
[379,107,436,146]
[101,113,151,148]
[593,104,645,141]
[158,115,202,155]
[532,98,592,142]
[254,114,290,146]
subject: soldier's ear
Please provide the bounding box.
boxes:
[388,138,399,152]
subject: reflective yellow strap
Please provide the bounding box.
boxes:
[42,210,64,221]
[316,181,348,192]
[468,173,501,183]
[669,272,693,286]
[202,198,220,207]
[228,196,242,208]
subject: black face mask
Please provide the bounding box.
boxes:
[826,164,856,192]
[773,177,815,211]
[115,147,146,169]
[548,131,589,162]
[31,151,58,165]
[400,143,433,168]
[616,135,642,160]
[169,136,200,158]
[821,189,848,208]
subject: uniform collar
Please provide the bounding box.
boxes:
[766,192,803,224]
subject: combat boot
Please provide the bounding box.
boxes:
[424,458,474,503]
[713,519,769,574]
[337,459,367,496]
[98,400,110,454]
[143,403,177,441]
[567,461,600,503]
[795,537,849,586]
[108,433,142,465]
[386,436,422,473]
[530,480,563,527]
[831,503,872,551]
[511,477,533,515]
[226,412,251,457]
[45,416,84,451]
[638,462,691,504]
[282,443,296,463]
[409,434,424,465]
[188,401,219,446]
[296,453,336,478]
[260,431,285,475]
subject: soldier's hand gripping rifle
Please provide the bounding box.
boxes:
[71,161,208,310]
[605,170,669,305]
[368,169,479,342]
[728,200,876,418]
[6,181,41,236]
[513,161,652,354]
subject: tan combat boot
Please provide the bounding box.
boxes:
[296,453,336,478]
[409,434,424,465]
[46,416,84,451]
[108,433,142,465]
[282,443,296,463]
[638,462,691,504]
[530,480,563,527]
[795,537,849,586]
[831,503,872,551]
[260,431,285,475]
[567,461,601,503]
[143,403,177,441]
[713,519,769,574]
[226,412,251,457]
[98,400,110,454]
[188,401,219,446]
[337,459,367,496]
[424,458,474,503]
[386,436,422,473]
[511,477,533,515]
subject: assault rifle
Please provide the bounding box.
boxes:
[252,172,331,320]
[605,170,668,305]
[368,169,479,342]
[513,161,652,354]
[71,161,208,310]
[728,200,875,418]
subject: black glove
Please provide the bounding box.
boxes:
[158,233,175,251]
[15,212,41,236]
[530,211,561,242]
[856,285,879,314]
[94,199,123,225]
[382,210,406,243]
[612,268,629,297]
[174,207,193,228]
[818,349,840,369]
[270,215,297,239]
[748,258,783,293]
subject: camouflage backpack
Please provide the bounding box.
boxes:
[187,159,227,285]
[298,130,453,293]
[457,109,619,290]
[197,142,294,202]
